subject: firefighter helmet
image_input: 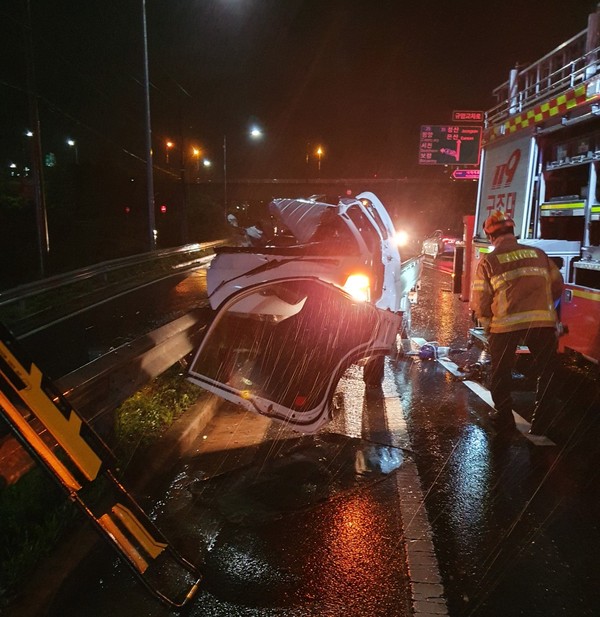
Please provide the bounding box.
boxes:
[483,210,515,236]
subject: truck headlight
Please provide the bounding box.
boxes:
[343,273,370,302]
[395,230,409,246]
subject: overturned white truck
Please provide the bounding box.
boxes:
[187,191,423,433]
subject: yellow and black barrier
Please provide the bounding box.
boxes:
[0,323,201,608]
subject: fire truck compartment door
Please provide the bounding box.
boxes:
[476,135,536,239]
[187,278,401,433]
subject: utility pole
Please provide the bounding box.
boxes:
[142,0,156,250]
[25,0,49,277]
[223,135,228,212]
[179,132,189,244]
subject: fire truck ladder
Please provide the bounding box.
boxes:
[0,323,201,608]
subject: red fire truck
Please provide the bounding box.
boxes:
[468,6,600,365]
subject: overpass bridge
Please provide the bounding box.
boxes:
[183,175,472,208]
[152,174,477,234]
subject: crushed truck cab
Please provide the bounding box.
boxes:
[187,191,422,433]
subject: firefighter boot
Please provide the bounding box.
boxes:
[488,409,516,431]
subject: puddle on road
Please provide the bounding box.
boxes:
[160,433,405,526]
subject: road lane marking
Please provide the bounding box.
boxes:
[437,357,555,446]
[383,362,450,616]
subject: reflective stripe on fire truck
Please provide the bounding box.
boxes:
[540,202,586,216]
[485,84,591,142]
[565,287,600,302]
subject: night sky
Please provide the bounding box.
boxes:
[1,0,597,179]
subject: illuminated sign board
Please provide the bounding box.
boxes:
[452,169,480,180]
[418,125,482,166]
[452,110,484,122]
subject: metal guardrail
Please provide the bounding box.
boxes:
[0,242,226,485]
[0,310,210,486]
[0,241,225,335]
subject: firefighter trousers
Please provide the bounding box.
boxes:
[488,327,559,426]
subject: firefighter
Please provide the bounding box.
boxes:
[471,211,564,435]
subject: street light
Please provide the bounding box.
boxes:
[316,145,324,172]
[195,158,212,184]
[165,140,174,164]
[66,138,78,164]
[191,146,201,180]
[223,125,263,211]
[192,146,201,165]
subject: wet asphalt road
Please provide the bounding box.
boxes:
[19,258,600,616]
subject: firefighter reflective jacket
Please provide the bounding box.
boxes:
[471,235,564,334]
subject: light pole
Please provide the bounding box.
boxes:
[223,125,263,212]
[142,0,156,250]
[192,146,201,168]
[66,138,78,164]
[179,138,188,244]
[223,135,228,211]
[165,140,174,164]
[203,158,212,181]
[191,146,202,182]
[195,158,212,183]
[25,0,49,276]
[316,146,324,173]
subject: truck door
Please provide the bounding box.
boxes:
[346,191,405,313]
[187,277,401,433]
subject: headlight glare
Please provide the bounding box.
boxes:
[395,230,409,246]
[343,273,370,302]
